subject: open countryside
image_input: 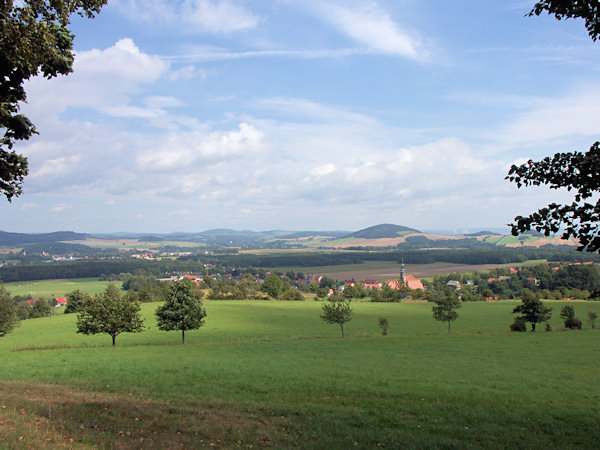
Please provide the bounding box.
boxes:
[1,300,600,448]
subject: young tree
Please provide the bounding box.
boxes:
[262,274,283,299]
[64,289,91,314]
[76,284,144,346]
[378,317,389,336]
[320,296,352,337]
[0,284,19,337]
[560,305,582,329]
[506,2,600,252]
[30,298,52,318]
[1,0,107,200]
[155,279,207,344]
[587,311,598,329]
[432,290,461,334]
[512,290,552,332]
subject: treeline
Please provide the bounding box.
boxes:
[431,263,600,301]
[1,248,598,283]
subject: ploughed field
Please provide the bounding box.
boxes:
[1,300,599,448]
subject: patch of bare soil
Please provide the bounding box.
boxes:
[0,381,294,449]
[321,262,522,281]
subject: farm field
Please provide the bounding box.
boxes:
[1,300,599,448]
[265,259,549,281]
[3,278,123,298]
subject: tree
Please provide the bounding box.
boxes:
[262,274,283,299]
[64,289,91,313]
[587,310,597,329]
[432,290,461,334]
[320,296,352,337]
[1,0,107,200]
[378,317,389,336]
[30,298,52,318]
[76,284,144,346]
[512,290,552,332]
[506,2,600,252]
[506,143,600,252]
[155,279,206,344]
[560,305,582,329]
[0,284,19,337]
[529,1,600,41]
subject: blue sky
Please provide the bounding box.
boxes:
[2,0,599,234]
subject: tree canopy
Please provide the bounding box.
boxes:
[1,0,106,200]
[76,284,144,346]
[529,1,600,41]
[320,295,352,337]
[155,279,206,344]
[507,2,600,252]
[0,283,19,337]
[512,290,552,332]
[431,290,461,334]
[507,142,600,252]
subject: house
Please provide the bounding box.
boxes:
[446,280,461,290]
[55,297,67,307]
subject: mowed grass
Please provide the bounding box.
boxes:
[1,300,599,448]
[3,278,123,298]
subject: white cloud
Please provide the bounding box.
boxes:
[52,203,72,213]
[24,39,170,116]
[112,0,259,34]
[308,1,425,59]
[136,122,264,171]
[311,163,336,176]
[75,38,168,83]
[500,87,600,145]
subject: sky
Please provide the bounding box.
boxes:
[2,0,600,234]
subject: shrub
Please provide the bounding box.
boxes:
[510,317,527,332]
[378,317,389,336]
[588,311,598,329]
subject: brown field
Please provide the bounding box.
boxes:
[320,262,533,281]
[0,381,288,449]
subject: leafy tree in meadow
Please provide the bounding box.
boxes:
[320,295,352,337]
[1,0,107,200]
[155,279,207,344]
[262,274,283,298]
[30,298,52,318]
[432,290,461,334]
[64,289,91,314]
[378,317,389,336]
[76,284,144,346]
[507,2,600,252]
[512,289,552,332]
[587,311,598,329]
[560,305,582,329]
[0,284,19,336]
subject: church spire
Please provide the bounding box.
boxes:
[400,258,406,283]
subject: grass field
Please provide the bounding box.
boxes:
[3,278,123,298]
[1,299,599,448]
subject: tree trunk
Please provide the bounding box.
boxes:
[531,323,536,332]
[182,328,185,344]
[340,324,344,338]
[111,334,116,346]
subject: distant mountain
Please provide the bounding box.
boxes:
[200,229,259,236]
[345,224,420,239]
[279,231,349,239]
[0,231,88,246]
[464,231,497,237]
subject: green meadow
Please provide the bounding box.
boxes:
[1,300,599,448]
[3,278,123,298]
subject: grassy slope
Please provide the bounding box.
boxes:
[3,278,123,298]
[1,300,599,448]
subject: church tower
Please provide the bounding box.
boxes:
[400,258,406,283]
